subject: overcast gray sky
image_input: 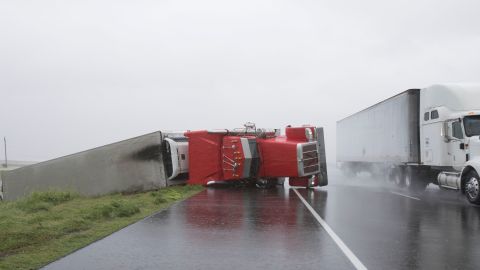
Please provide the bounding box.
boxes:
[1,0,480,162]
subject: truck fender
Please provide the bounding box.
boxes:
[460,159,480,193]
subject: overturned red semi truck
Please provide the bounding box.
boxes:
[162,124,328,188]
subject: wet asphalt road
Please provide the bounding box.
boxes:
[44,174,480,270]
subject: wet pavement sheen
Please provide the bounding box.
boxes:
[44,182,480,270]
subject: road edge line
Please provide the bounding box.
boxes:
[292,188,368,270]
[390,191,421,201]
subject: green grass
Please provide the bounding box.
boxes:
[0,185,204,270]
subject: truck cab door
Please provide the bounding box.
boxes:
[447,119,466,167]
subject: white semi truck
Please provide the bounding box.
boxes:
[337,84,480,205]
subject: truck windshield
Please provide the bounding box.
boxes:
[463,115,480,137]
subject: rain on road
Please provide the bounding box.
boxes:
[44,174,480,270]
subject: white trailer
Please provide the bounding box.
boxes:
[337,84,480,205]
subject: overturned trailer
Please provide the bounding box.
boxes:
[1,124,328,200]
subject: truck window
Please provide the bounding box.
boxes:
[464,115,480,137]
[431,110,439,119]
[452,121,464,139]
[424,112,429,121]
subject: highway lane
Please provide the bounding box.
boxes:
[44,176,480,270]
[43,187,353,270]
[297,183,480,269]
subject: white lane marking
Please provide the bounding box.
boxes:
[292,188,368,270]
[390,191,421,201]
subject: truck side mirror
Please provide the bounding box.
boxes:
[460,143,465,150]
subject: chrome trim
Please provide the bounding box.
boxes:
[305,128,314,142]
[297,142,320,177]
[222,160,236,168]
[308,175,316,188]
[297,143,303,176]
[207,129,229,134]
[240,138,252,178]
[466,177,480,199]
[223,155,236,164]
[303,164,319,168]
[207,128,277,137]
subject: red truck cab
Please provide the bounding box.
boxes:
[183,125,326,188]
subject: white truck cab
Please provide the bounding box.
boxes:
[162,135,189,183]
[423,84,480,203]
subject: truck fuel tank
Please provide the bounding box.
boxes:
[438,172,461,190]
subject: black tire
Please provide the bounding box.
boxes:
[404,167,428,192]
[392,168,404,187]
[464,170,480,205]
[255,179,276,189]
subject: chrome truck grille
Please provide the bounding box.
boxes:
[297,142,320,177]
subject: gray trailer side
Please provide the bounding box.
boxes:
[336,89,420,173]
[0,132,169,201]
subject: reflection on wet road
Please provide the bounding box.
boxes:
[298,184,480,269]
[44,179,480,270]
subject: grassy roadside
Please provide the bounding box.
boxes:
[0,185,204,270]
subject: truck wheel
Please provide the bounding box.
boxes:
[464,171,480,205]
[255,179,276,189]
[404,170,412,187]
[392,168,404,187]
